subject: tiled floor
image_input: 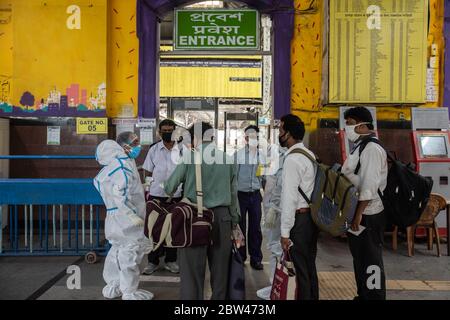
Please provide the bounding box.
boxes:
[318,271,450,300]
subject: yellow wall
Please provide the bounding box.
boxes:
[1,0,446,120]
[2,0,261,117]
[290,0,323,128]
[107,0,139,118]
[291,0,445,130]
[0,0,12,104]
[12,0,106,110]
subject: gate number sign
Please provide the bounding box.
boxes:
[77,118,108,135]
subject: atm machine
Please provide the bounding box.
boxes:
[411,107,450,236]
[339,106,378,163]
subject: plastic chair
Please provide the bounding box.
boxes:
[392,193,446,257]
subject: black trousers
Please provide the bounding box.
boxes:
[289,212,319,300]
[238,191,263,264]
[148,245,177,264]
[348,212,386,300]
[147,196,182,265]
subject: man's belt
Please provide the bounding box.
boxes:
[238,190,260,195]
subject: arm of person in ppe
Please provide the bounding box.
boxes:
[264,207,279,230]
[264,169,283,229]
[111,165,145,227]
[143,174,154,201]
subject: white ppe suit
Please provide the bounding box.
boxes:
[257,147,287,299]
[94,140,153,300]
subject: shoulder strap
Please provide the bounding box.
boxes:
[288,148,317,164]
[148,141,159,151]
[194,151,204,217]
[354,137,395,174]
[297,185,312,205]
[287,148,315,205]
[354,137,381,175]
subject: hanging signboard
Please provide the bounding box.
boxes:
[137,118,157,128]
[174,9,259,50]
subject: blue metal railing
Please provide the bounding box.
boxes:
[0,155,107,257]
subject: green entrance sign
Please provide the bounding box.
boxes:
[174,9,260,50]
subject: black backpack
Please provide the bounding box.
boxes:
[355,137,433,228]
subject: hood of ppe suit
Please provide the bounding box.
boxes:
[95,140,128,166]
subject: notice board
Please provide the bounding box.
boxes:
[329,0,428,103]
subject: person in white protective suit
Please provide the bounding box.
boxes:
[256,145,287,300]
[94,133,153,300]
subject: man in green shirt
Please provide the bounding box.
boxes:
[164,122,240,300]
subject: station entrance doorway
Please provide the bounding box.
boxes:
[157,0,273,153]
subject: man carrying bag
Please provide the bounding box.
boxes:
[164,122,241,300]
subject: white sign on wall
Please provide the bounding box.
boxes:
[140,128,153,146]
[47,126,61,145]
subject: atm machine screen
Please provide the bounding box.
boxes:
[419,135,448,157]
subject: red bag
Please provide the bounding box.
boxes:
[145,151,214,248]
[270,251,297,300]
[144,199,174,250]
[165,199,214,248]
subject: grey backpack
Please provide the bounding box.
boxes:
[289,149,359,236]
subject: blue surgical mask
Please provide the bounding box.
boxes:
[128,145,142,159]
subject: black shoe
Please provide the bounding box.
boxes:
[250,262,264,270]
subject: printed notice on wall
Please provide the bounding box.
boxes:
[329,0,428,103]
[47,126,61,145]
[140,128,153,146]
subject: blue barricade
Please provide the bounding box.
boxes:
[0,156,107,260]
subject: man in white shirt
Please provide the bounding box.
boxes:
[341,107,387,300]
[279,114,319,300]
[142,119,183,275]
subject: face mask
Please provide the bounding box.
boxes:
[128,145,142,159]
[162,132,173,143]
[248,139,258,148]
[278,133,288,147]
[345,122,370,142]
